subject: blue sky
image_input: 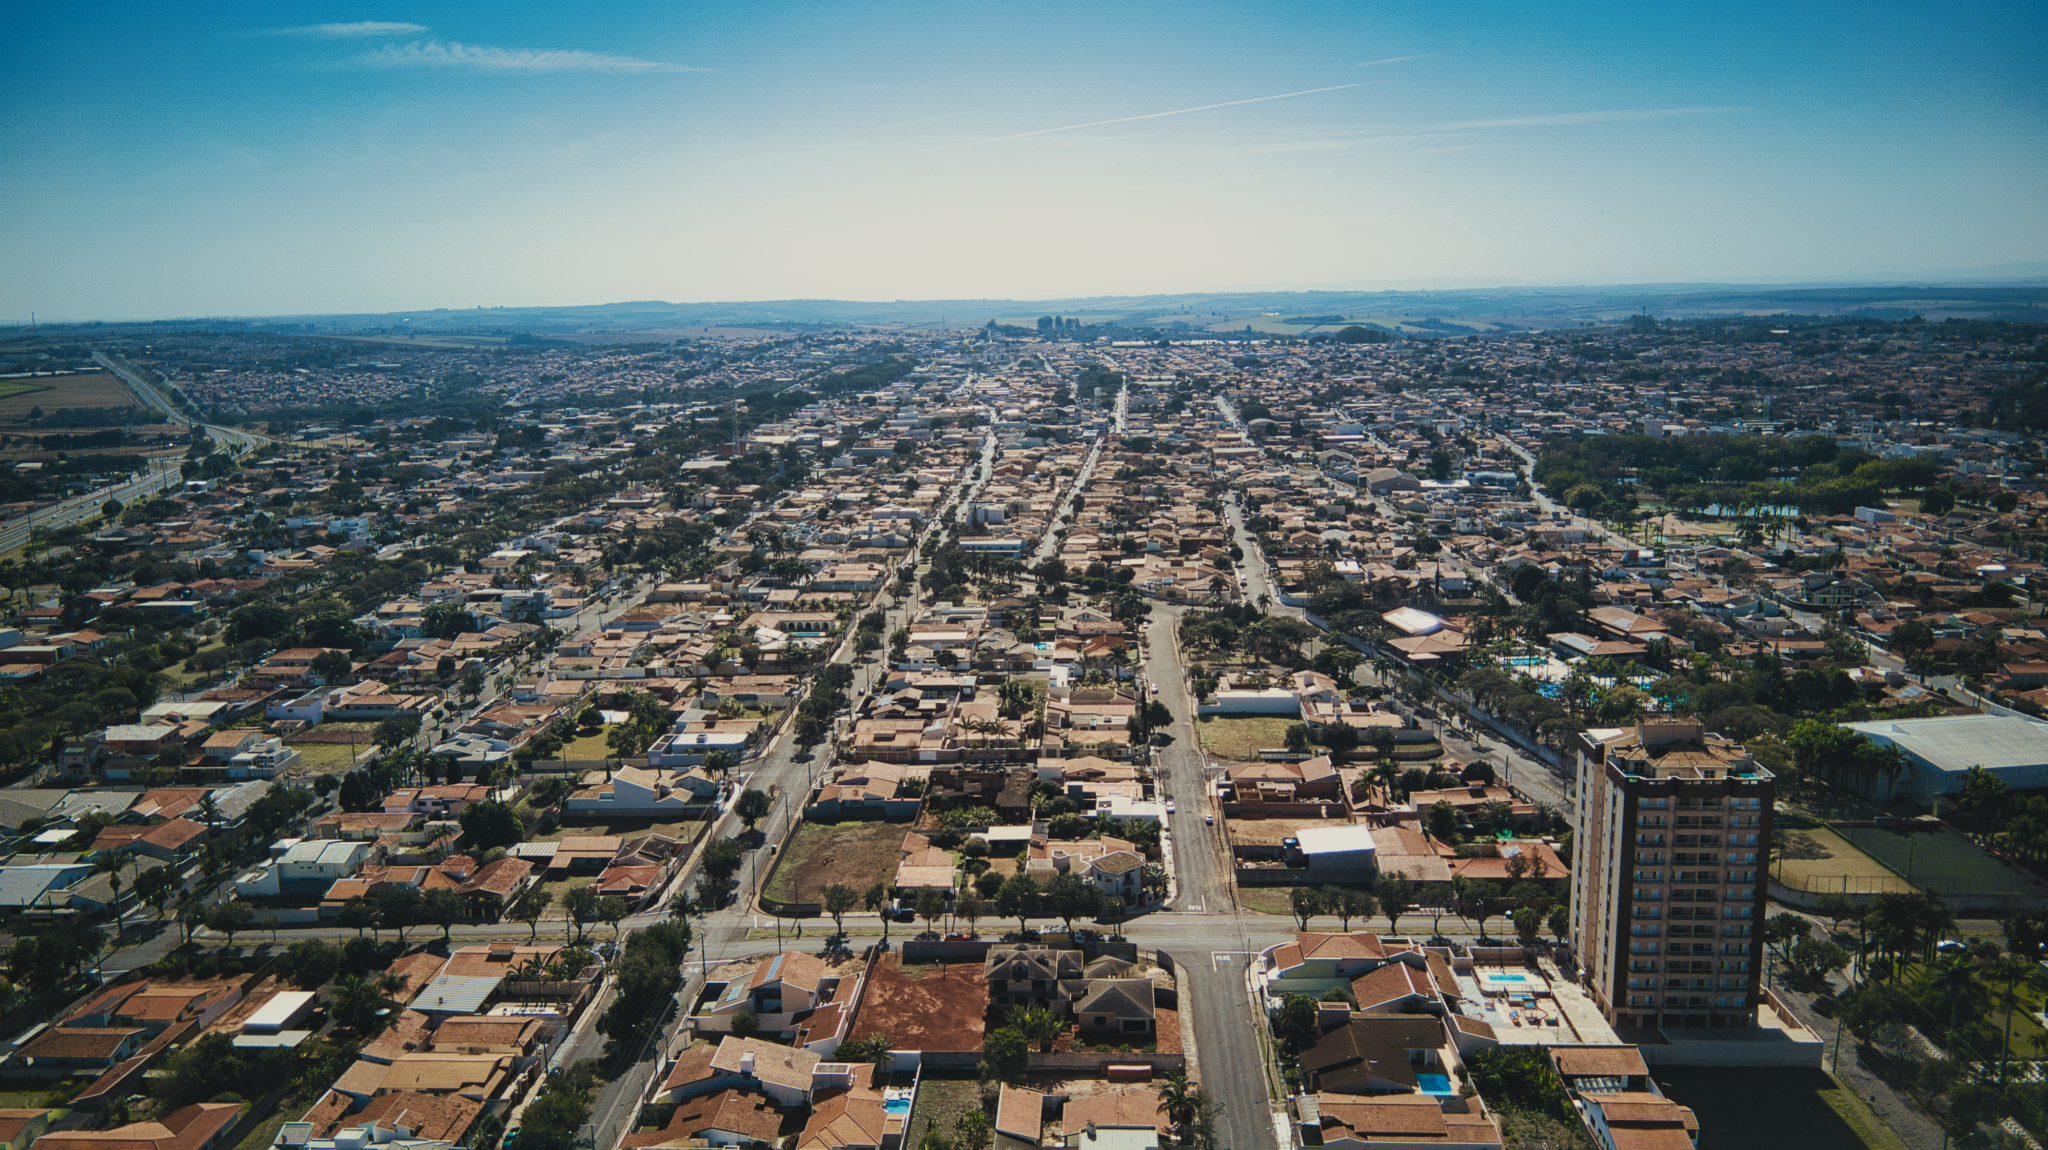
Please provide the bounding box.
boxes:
[4,1,2044,320]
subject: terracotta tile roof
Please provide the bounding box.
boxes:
[336,1090,482,1143]
[32,1102,240,1150]
[22,1027,143,1060]
[627,1088,783,1148]
[708,1036,820,1095]
[1551,1046,1649,1080]
[995,1085,1047,1143]
[797,1090,888,1150]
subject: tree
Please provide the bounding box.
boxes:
[1765,913,1812,964]
[731,1011,759,1038]
[1426,800,1458,843]
[375,885,425,941]
[1512,906,1542,947]
[1012,1003,1063,1053]
[735,788,771,831]
[1457,879,1502,938]
[598,895,630,942]
[1273,993,1320,1054]
[956,890,985,936]
[1044,872,1102,931]
[1334,887,1378,932]
[460,800,525,850]
[1837,980,1913,1043]
[205,900,254,946]
[981,1027,1030,1084]
[422,888,464,941]
[1158,1068,1201,1147]
[955,1110,992,1150]
[996,875,1040,932]
[1547,905,1570,943]
[134,866,179,920]
[375,713,424,748]
[337,898,379,939]
[1290,886,1325,930]
[1375,873,1415,936]
[915,887,948,932]
[512,885,552,941]
[1787,937,1850,989]
[823,884,859,935]
[563,884,599,942]
[283,939,341,991]
[311,649,353,683]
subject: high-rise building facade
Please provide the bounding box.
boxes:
[1570,720,1774,1031]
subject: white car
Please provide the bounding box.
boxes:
[1165,800,1176,814]
[1149,684,1159,695]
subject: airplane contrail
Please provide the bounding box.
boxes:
[928,83,1364,151]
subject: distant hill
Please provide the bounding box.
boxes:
[19,280,2048,338]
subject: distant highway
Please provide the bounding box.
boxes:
[0,355,273,555]
[92,351,270,454]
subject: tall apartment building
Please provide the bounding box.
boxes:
[1570,719,1773,1031]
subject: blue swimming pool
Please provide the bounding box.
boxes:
[1503,656,1547,667]
[1491,973,1530,984]
[884,1099,912,1116]
[1417,1074,1453,1096]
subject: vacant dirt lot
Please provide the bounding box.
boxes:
[762,819,907,905]
[846,957,986,1053]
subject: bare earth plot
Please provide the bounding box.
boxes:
[761,819,907,905]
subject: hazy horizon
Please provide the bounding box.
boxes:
[6,1,2045,322]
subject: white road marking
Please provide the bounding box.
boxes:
[1211,950,1259,970]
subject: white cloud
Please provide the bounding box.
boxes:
[932,83,1365,151]
[265,22,428,38]
[1445,106,1746,130]
[345,39,699,73]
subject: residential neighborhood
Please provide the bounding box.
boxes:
[0,308,2042,1150]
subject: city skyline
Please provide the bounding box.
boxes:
[5,0,2045,320]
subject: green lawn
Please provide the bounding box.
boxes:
[286,742,362,774]
[1896,959,2047,1060]
[560,730,612,760]
[1653,1067,1909,1150]
[1197,715,1298,761]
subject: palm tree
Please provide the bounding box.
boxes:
[94,853,130,942]
[1012,1004,1063,1053]
[1157,1069,1200,1146]
[1926,956,1987,1042]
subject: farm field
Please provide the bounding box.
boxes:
[1197,715,1297,762]
[0,372,136,421]
[761,819,906,905]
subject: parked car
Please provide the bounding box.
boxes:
[1165,800,1176,814]
[1204,812,1214,825]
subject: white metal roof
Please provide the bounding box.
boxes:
[1845,714,2048,772]
[1294,825,1379,855]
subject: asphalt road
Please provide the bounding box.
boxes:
[1146,604,1283,1150]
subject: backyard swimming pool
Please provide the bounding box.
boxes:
[1503,656,1548,667]
[1417,1074,1454,1096]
